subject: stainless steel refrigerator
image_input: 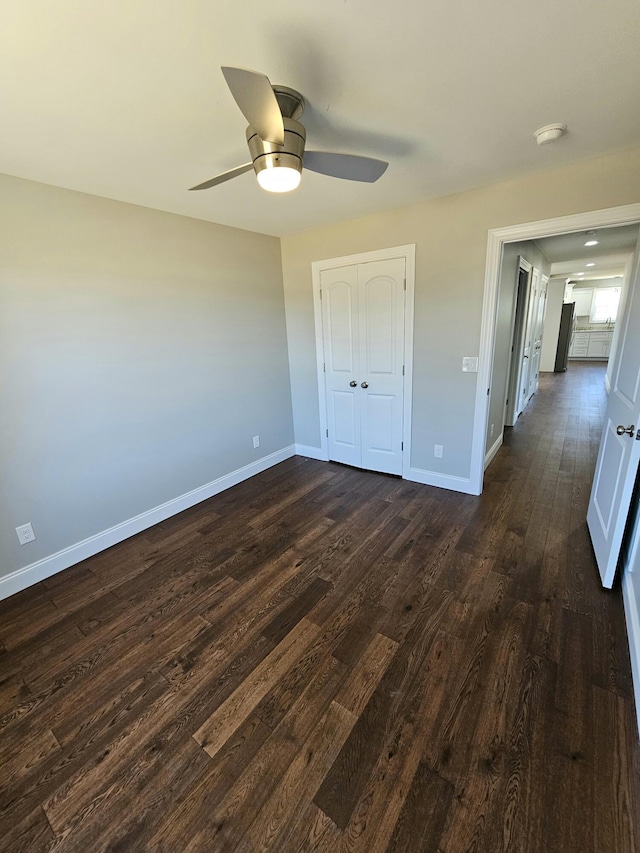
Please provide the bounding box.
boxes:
[554,302,576,372]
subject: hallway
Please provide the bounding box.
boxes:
[0,364,639,851]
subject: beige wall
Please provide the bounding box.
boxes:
[282,146,640,484]
[0,173,293,580]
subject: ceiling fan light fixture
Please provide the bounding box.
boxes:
[189,68,389,194]
[256,160,302,193]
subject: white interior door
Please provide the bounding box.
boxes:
[528,273,548,398]
[506,258,532,427]
[321,258,405,475]
[520,267,539,410]
[587,231,640,588]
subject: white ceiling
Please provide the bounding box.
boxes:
[2,0,640,237]
[537,223,639,280]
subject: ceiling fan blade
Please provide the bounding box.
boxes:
[304,151,388,183]
[188,162,253,191]
[221,66,285,146]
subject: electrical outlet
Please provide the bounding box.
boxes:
[462,356,479,373]
[434,444,443,459]
[253,435,260,449]
[16,522,36,545]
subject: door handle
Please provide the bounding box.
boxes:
[617,424,635,437]
[349,380,357,387]
[361,382,369,388]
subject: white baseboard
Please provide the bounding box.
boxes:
[484,434,504,470]
[622,572,640,740]
[405,466,479,495]
[294,443,328,461]
[0,445,296,602]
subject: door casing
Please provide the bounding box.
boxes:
[505,257,533,428]
[473,203,640,495]
[311,244,416,479]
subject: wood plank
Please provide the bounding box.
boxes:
[330,630,463,853]
[193,617,321,759]
[183,649,350,851]
[240,700,356,851]
[385,762,454,853]
[147,713,272,849]
[314,621,446,831]
[592,685,640,851]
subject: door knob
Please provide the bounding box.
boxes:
[617,424,635,436]
[349,380,357,387]
[361,382,369,388]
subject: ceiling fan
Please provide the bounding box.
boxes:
[189,66,389,194]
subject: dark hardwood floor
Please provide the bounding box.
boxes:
[1,361,639,851]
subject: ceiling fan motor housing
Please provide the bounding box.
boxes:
[246,117,306,179]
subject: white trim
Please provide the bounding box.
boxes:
[294,443,328,461]
[0,445,296,602]
[472,203,640,495]
[505,257,533,428]
[622,571,640,740]
[484,434,503,469]
[406,466,476,495]
[605,373,611,394]
[311,269,329,461]
[311,244,416,479]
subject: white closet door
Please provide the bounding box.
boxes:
[321,265,361,467]
[321,258,406,475]
[358,259,406,475]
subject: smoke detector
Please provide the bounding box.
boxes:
[534,123,567,145]
[533,124,567,145]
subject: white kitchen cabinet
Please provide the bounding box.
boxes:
[572,289,594,317]
[569,331,590,358]
[569,330,613,359]
[587,331,612,358]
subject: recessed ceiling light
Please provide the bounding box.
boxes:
[576,272,585,276]
[586,263,595,267]
[584,240,599,246]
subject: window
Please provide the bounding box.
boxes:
[589,287,621,324]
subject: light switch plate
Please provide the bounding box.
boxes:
[462,356,479,373]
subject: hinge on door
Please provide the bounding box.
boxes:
[323,362,326,373]
[636,429,640,441]
[402,365,405,376]
[401,441,404,451]
[487,388,490,396]
[403,278,406,291]
[326,429,329,438]
[319,289,323,300]
[505,398,509,406]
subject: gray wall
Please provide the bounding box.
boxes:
[486,241,550,454]
[0,174,293,579]
[281,146,640,484]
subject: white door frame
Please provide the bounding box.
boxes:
[311,244,416,479]
[505,257,533,428]
[471,203,640,495]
